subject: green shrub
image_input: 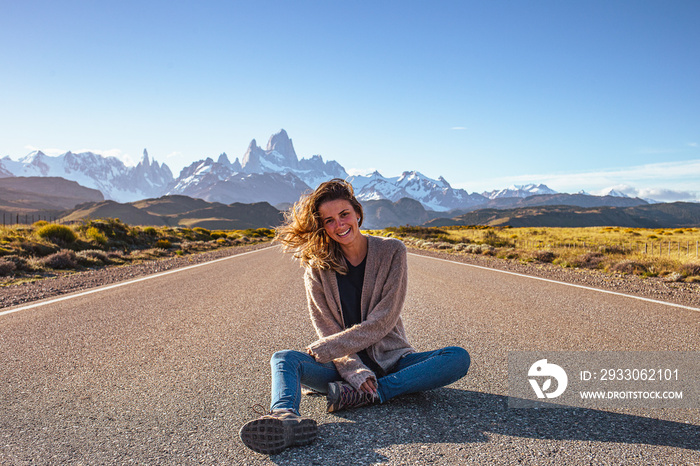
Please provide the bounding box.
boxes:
[481,230,513,247]
[86,227,108,245]
[193,227,211,236]
[82,219,133,244]
[156,239,172,249]
[36,224,76,244]
[142,226,158,236]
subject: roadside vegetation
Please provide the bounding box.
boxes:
[0,218,274,285]
[375,225,700,284]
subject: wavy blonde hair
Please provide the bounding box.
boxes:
[275,178,364,274]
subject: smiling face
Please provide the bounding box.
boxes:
[318,198,363,247]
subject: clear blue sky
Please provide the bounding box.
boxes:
[2,1,699,201]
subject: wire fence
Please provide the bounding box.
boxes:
[1,212,65,227]
[516,240,700,258]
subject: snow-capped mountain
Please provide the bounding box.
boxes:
[598,187,630,198]
[2,130,654,214]
[237,129,348,186]
[482,183,557,200]
[167,129,347,205]
[0,149,173,202]
[348,171,485,211]
[166,130,485,210]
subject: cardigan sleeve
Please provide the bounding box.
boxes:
[303,266,344,337]
[306,242,407,364]
[332,354,377,390]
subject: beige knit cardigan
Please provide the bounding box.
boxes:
[304,235,415,390]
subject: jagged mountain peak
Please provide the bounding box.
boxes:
[141,149,150,166]
[241,139,266,173]
[217,152,231,166]
[600,188,630,198]
[483,184,557,200]
[21,150,46,163]
[266,129,298,168]
[266,129,292,151]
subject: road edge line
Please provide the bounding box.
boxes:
[409,252,700,313]
[0,246,273,318]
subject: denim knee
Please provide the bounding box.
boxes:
[270,349,305,368]
[444,346,470,379]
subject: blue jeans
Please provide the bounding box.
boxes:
[269,346,470,415]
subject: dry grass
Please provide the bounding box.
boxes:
[376,226,700,283]
[0,218,274,284]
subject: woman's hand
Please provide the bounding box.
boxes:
[359,377,377,396]
[306,347,318,360]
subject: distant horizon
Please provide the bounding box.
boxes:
[2,2,698,202]
[3,138,698,203]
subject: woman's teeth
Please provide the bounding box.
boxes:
[338,228,351,237]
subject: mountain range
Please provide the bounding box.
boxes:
[0,149,172,202]
[0,129,652,214]
[423,202,700,229]
[42,195,700,230]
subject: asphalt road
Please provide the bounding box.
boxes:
[1,246,698,465]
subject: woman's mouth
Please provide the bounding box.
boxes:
[337,228,351,238]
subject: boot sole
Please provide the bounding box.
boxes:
[239,417,318,455]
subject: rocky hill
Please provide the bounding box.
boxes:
[0,176,104,211]
[59,195,283,230]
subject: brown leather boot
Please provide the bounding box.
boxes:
[239,407,318,455]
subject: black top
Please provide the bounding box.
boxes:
[336,256,385,377]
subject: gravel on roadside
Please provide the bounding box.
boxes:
[0,242,273,309]
[408,246,700,310]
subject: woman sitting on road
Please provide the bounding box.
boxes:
[239,178,470,455]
